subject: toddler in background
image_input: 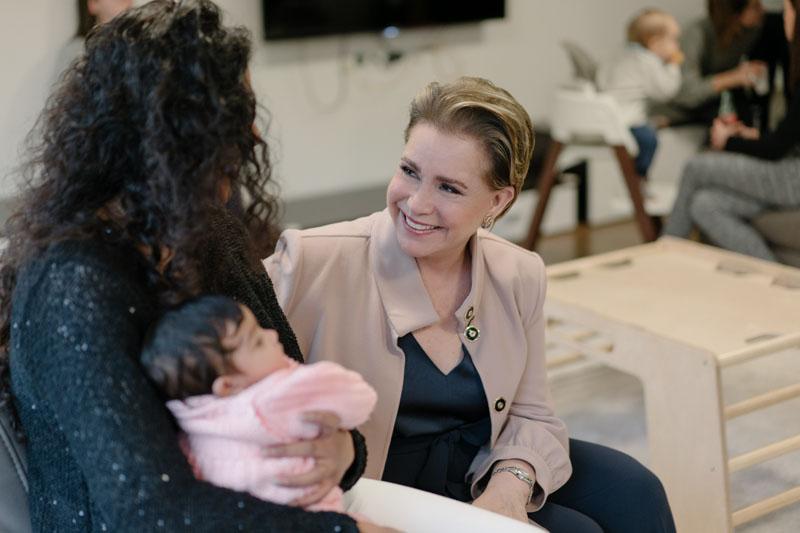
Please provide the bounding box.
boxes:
[598,8,684,177]
[141,295,377,513]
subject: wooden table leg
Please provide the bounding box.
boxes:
[612,146,657,242]
[639,343,732,532]
[523,141,563,250]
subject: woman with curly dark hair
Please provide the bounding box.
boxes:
[0,1,381,531]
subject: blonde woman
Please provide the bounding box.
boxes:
[266,77,675,532]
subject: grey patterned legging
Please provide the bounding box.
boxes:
[663,151,800,261]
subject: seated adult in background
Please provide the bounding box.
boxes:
[749,0,792,127]
[265,77,676,533]
[0,1,390,531]
[657,0,767,126]
[664,0,800,262]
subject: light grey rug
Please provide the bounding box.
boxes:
[549,348,800,532]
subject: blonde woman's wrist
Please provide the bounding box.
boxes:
[489,460,536,503]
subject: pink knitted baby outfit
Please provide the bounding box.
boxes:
[167,359,377,512]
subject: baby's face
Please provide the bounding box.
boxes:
[649,17,681,62]
[218,305,291,393]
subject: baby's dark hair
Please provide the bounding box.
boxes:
[141,295,244,400]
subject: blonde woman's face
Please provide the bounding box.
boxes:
[386,123,513,265]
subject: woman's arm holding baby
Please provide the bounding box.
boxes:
[264,411,356,506]
[254,361,378,505]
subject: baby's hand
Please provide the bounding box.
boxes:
[669,50,684,65]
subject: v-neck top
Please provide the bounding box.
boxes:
[381,333,491,501]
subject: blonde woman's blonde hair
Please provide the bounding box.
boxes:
[627,8,675,47]
[405,77,534,217]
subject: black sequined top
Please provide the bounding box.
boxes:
[9,212,365,532]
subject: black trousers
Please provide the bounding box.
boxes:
[529,440,676,533]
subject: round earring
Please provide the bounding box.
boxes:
[481,214,495,230]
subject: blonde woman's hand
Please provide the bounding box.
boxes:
[472,475,531,523]
[263,411,354,507]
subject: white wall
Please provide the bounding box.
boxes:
[0,1,77,199]
[0,0,705,201]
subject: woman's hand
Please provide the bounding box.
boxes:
[263,411,355,507]
[735,125,761,140]
[714,60,767,92]
[731,60,767,89]
[710,118,761,150]
[710,118,737,150]
[472,472,531,523]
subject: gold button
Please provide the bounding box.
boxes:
[494,398,507,412]
[464,325,480,341]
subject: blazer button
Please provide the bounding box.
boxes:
[464,325,480,341]
[494,397,507,412]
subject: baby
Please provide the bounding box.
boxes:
[597,8,683,177]
[141,295,377,513]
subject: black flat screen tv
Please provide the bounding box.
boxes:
[263,1,506,40]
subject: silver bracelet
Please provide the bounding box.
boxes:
[491,466,535,502]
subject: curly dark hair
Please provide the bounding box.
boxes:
[0,0,281,437]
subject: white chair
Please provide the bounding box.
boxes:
[0,403,30,533]
[550,80,640,157]
[523,44,657,250]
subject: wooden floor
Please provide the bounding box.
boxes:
[534,219,642,265]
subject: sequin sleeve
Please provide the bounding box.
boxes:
[10,243,359,532]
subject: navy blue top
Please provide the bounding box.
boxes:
[382,333,491,502]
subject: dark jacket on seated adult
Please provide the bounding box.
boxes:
[8,211,366,532]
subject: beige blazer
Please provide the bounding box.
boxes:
[264,209,571,509]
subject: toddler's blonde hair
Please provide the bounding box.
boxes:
[627,9,676,47]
